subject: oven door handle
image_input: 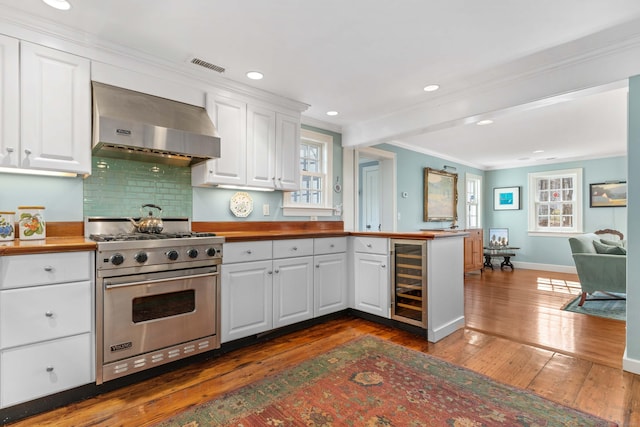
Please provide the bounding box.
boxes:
[104,272,217,289]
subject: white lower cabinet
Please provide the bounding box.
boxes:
[0,251,94,409]
[221,260,273,343]
[221,237,347,343]
[353,237,390,318]
[273,256,314,328]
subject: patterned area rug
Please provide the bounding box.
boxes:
[562,291,626,321]
[158,336,617,427]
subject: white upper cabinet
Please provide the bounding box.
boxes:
[275,112,300,191]
[0,35,19,168]
[192,91,301,191]
[198,94,247,186]
[20,42,91,174]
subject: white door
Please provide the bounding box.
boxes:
[246,104,276,188]
[273,256,314,328]
[354,252,389,317]
[314,253,347,316]
[0,34,19,168]
[20,42,91,174]
[202,94,247,186]
[221,260,273,343]
[362,164,380,231]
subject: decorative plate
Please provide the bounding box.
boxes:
[230,191,253,217]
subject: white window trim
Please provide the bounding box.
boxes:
[465,172,482,229]
[527,168,583,235]
[283,128,334,217]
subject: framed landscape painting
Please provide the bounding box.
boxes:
[493,186,521,211]
[423,168,458,222]
[590,182,627,207]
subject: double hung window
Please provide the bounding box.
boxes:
[528,168,582,233]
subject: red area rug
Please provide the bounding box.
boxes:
[159,335,617,426]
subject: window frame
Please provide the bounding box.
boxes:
[465,172,482,229]
[527,168,583,235]
[282,128,334,217]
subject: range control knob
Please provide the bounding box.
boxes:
[187,249,199,258]
[134,252,148,263]
[206,247,219,257]
[110,253,125,265]
[167,250,179,261]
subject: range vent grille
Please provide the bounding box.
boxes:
[190,58,225,73]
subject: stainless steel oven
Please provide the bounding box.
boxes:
[87,217,223,384]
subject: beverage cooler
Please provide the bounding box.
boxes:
[390,239,427,328]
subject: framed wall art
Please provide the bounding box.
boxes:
[590,182,627,207]
[423,168,458,222]
[493,186,520,211]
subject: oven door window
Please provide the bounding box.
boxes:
[132,289,196,323]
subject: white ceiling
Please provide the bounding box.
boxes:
[1,0,639,169]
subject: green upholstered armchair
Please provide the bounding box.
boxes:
[568,232,626,306]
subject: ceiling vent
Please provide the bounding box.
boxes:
[190,57,225,74]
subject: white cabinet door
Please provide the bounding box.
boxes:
[194,94,247,186]
[273,256,313,328]
[246,104,276,189]
[221,260,273,343]
[275,112,300,191]
[20,42,91,174]
[314,253,347,316]
[0,34,19,168]
[354,252,390,318]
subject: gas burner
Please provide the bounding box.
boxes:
[89,231,217,242]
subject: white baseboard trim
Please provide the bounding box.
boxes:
[428,316,465,343]
[507,261,577,274]
[623,348,640,374]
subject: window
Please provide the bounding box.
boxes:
[283,128,333,216]
[528,168,582,234]
[465,173,482,229]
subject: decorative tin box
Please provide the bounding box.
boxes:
[0,211,15,241]
[17,206,46,240]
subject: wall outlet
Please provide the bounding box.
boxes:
[262,204,270,216]
[310,216,318,221]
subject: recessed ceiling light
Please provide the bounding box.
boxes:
[476,119,493,126]
[423,84,440,92]
[326,111,339,116]
[42,0,71,10]
[246,71,263,80]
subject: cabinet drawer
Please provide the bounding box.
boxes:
[1,333,93,408]
[273,239,313,259]
[223,241,272,264]
[353,237,388,254]
[0,251,91,289]
[0,281,92,349]
[314,237,347,255]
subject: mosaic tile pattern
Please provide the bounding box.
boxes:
[83,157,192,218]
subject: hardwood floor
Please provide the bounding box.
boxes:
[4,268,637,426]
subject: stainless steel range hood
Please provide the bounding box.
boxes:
[92,82,220,167]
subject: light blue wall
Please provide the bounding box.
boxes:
[626,75,640,364]
[0,173,84,221]
[375,143,485,231]
[484,157,627,266]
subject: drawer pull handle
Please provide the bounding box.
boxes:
[268,270,273,275]
[330,244,335,248]
[292,247,298,251]
[45,311,54,318]
[381,264,386,268]
[44,266,54,272]
[316,264,320,268]
[246,250,252,254]
[274,269,280,274]
[366,244,372,248]
[46,366,54,373]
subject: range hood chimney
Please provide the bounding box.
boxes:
[92,82,220,167]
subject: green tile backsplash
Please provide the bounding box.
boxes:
[83,157,192,218]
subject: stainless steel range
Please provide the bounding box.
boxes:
[86,217,224,384]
